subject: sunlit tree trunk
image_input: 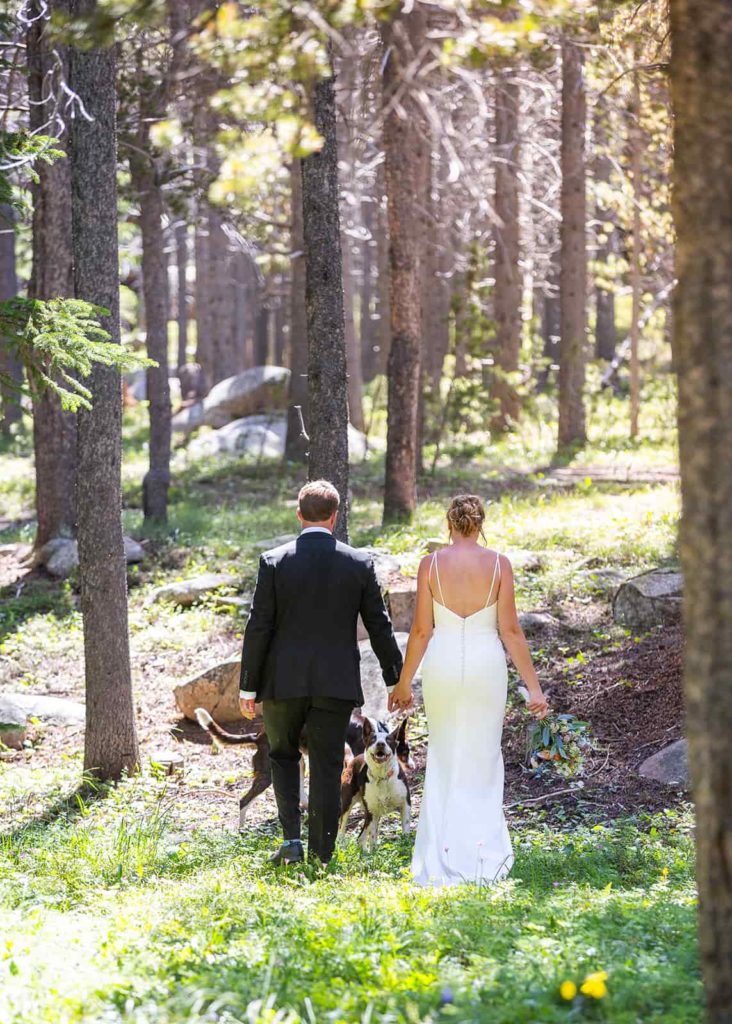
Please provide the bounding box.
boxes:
[492,72,522,431]
[381,2,428,523]
[175,220,188,371]
[0,206,22,435]
[129,120,171,527]
[301,66,349,542]
[629,64,642,438]
[27,0,77,548]
[69,0,139,781]
[669,3,732,1017]
[558,38,587,448]
[285,162,309,461]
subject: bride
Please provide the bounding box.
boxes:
[388,494,549,887]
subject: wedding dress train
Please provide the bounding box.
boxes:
[411,553,513,887]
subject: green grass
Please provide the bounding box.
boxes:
[0,371,696,1022]
[0,768,700,1024]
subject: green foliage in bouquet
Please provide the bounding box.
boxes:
[526,712,595,779]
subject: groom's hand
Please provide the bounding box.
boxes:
[240,698,257,720]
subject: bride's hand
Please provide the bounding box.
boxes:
[388,681,413,713]
[527,691,550,719]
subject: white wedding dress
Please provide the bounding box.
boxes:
[411,552,514,887]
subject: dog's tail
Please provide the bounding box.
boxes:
[195,707,261,748]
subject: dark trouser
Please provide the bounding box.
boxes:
[263,696,353,863]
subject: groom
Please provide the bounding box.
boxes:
[239,480,403,866]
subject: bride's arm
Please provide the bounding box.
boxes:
[388,557,433,711]
[497,556,549,719]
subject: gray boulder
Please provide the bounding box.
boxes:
[0,696,27,750]
[578,566,626,596]
[252,534,298,552]
[202,366,290,427]
[186,413,370,464]
[6,693,84,725]
[385,578,417,632]
[519,611,559,633]
[172,401,205,436]
[189,415,287,460]
[173,657,243,722]
[41,536,145,578]
[149,573,235,607]
[638,739,688,787]
[359,632,413,720]
[613,568,683,630]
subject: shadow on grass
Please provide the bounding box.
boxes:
[0,574,78,643]
[2,775,109,848]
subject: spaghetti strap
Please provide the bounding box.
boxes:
[431,552,446,606]
[485,552,501,607]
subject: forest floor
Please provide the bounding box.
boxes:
[0,389,700,1024]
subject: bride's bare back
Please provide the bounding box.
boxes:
[429,544,501,618]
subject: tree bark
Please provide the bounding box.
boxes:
[492,73,522,431]
[0,206,22,435]
[360,198,376,382]
[27,0,78,547]
[381,2,428,523]
[669,3,732,1017]
[285,161,309,462]
[594,150,616,362]
[129,126,171,527]
[558,38,588,448]
[68,0,139,781]
[629,65,642,439]
[175,220,188,371]
[341,232,365,430]
[194,206,212,390]
[301,70,350,542]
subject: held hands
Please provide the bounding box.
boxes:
[388,680,413,713]
[240,697,257,720]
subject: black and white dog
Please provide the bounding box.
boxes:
[195,707,413,834]
[339,717,412,850]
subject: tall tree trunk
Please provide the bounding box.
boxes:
[175,220,188,371]
[629,64,642,439]
[129,130,171,527]
[301,68,349,542]
[375,186,391,377]
[670,5,732,1017]
[558,38,587,448]
[381,3,428,524]
[68,0,139,781]
[208,203,237,381]
[342,233,365,430]
[194,209,212,390]
[594,147,616,361]
[285,161,309,462]
[0,207,22,435]
[492,73,522,431]
[360,198,376,382]
[27,0,78,547]
[232,248,250,371]
[254,299,269,364]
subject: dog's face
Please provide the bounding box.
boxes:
[362,717,404,767]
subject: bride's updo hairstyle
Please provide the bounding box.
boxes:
[446,494,486,541]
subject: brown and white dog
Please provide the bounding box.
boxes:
[338,717,412,851]
[194,707,413,833]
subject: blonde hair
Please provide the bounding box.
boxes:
[446,494,486,540]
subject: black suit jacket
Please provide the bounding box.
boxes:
[239,531,403,704]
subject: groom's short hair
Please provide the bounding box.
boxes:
[298,480,340,522]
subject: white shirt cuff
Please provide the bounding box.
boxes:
[239,690,256,700]
[386,684,397,693]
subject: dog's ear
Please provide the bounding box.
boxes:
[362,717,375,745]
[388,718,406,745]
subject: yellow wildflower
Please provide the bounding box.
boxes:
[580,970,609,999]
[559,980,577,1001]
